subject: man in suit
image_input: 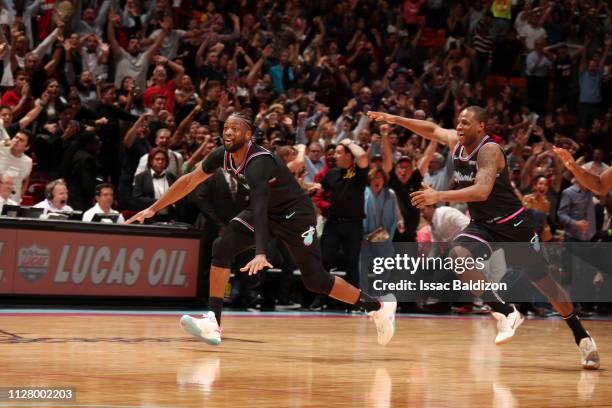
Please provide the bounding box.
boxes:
[132,147,177,223]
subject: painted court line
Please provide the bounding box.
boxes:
[0,405,169,408]
[0,309,611,322]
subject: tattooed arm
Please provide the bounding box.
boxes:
[410,143,502,208]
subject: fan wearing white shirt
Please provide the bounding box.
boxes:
[0,172,18,213]
[0,129,33,203]
[33,179,74,214]
[83,183,125,223]
[421,205,470,243]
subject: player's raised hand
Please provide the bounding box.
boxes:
[240,254,273,276]
[126,208,156,224]
[553,146,575,168]
[367,111,395,124]
[410,182,440,209]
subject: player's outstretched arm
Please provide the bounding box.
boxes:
[367,111,459,149]
[554,147,612,195]
[126,166,210,224]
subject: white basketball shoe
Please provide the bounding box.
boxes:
[579,336,600,370]
[492,305,524,345]
[180,312,222,345]
[367,295,397,345]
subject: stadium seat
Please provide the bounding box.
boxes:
[121,210,136,221]
[20,195,34,206]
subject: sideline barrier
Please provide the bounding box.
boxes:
[0,218,201,298]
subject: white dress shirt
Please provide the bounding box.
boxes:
[33,199,74,214]
[0,145,32,202]
[151,170,170,215]
[151,170,170,200]
[82,203,125,223]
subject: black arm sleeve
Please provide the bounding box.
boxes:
[245,156,276,255]
[197,172,225,230]
[201,146,225,174]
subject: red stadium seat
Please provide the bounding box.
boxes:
[20,195,34,206]
[509,77,527,89]
[121,210,136,221]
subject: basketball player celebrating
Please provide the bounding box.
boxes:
[367,107,599,369]
[127,112,397,346]
[553,147,612,195]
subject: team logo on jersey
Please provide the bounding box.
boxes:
[454,171,475,182]
[301,226,316,246]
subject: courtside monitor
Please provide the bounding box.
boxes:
[0,204,20,217]
[47,211,84,221]
[18,206,44,219]
[91,213,120,223]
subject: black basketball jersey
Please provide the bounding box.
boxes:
[203,142,312,216]
[452,135,523,223]
[221,141,270,188]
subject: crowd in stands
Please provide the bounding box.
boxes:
[0,0,610,313]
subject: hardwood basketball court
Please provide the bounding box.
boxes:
[0,310,610,407]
